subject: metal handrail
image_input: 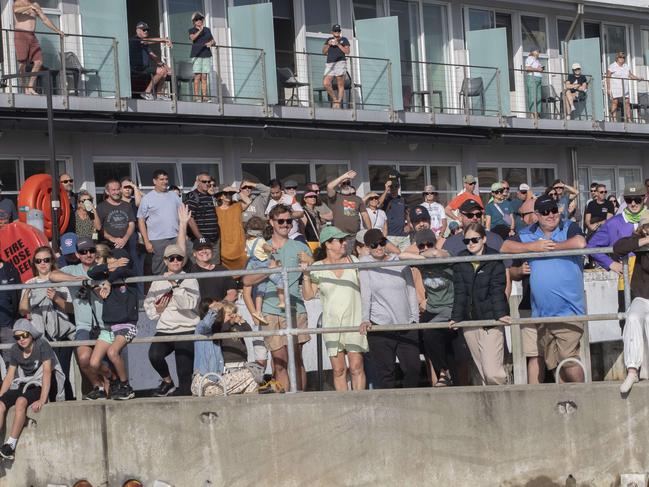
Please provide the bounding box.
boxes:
[0,27,115,41]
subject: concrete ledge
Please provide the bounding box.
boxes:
[1,382,648,486]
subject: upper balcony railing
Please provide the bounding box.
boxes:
[1,28,120,101]
[602,76,649,124]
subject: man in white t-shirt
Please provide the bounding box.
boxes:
[607,51,643,121]
[265,179,305,242]
[420,185,446,237]
[524,49,544,117]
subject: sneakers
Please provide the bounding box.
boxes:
[141,92,155,101]
[112,383,135,401]
[258,379,285,394]
[620,371,639,394]
[157,94,172,102]
[83,387,107,401]
[109,379,121,398]
[153,380,176,397]
[0,443,15,460]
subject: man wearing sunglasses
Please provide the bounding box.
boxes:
[564,63,588,118]
[60,173,77,233]
[502,195,587,383]
[243,204,312,392]
[183,171,220,263]
[129,21,173,101]
[445,174,483,221]
[241,179,272,224]
[420,185,446,238]
[327,171,370,249]
[584,184,614,240]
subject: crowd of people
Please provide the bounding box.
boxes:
[2,164,649,458]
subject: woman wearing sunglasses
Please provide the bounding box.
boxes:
[302,226,368,391]
[0,319,56,460]
[19,246,75,400]
[358,229,420,389]
[449,223,510,385]
[144,244,200,397]
[75,190,96,240]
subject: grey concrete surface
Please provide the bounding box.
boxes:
[1,382,647,486]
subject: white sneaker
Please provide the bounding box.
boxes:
[620,371,639,394]
[141,92,154,101]
[157,94,171,101]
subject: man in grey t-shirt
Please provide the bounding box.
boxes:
[96,179,136,254]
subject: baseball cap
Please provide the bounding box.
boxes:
[193,238,212,251]
[364,228,385,247]
[459,199,483,213]
[571,63,582,70]
[519,183,530,192]
[534,195,558,213]
[191,11,205,22]
[136,21,149,30]
[331,24,342,32]
[448,221,460,231]
[164,244,186,258]
[60,232,77,256]
[284,179,298,189]
[624,183,644,197]
[463,174,476,184]
[355,230,367,244]
[76,237,95,252]
[491,182,504,192]
[409,205,431,223]
[423,185,436,193]
[319,226,349,244]
[414,229,436,247]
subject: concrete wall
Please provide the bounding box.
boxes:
[2,383,649,486]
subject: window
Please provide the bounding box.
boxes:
[584,21,600,40]
[578,166,641,205]
[521,15,547,54]
[369,163,459,206]
[557,19,582,54]
[0,161,19,193]
[241,161,349,191]
[478,165,556,204]
[24,160,67,180]
[136,163,178,188]
[93,162,132,189]
[304,0,338,34]
[0,158,69,205]
[642,29,649,65]
[181,164,220,187]
[467,8,494,31]
[353,0,383,21]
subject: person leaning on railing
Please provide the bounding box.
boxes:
[524,49,544,118]
[301,226,368,392]
[188,12,215,102]
[129,21,173,101]
[613,213,649,394]
[322,24,350,109]
[606,51,644,122]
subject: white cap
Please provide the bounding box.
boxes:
[571,63,582,70]
[519,183,530,191]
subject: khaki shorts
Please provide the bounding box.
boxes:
[539,321,583,370]
[519,309,541,358]
[262,313,310,352]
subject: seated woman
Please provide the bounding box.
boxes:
[0,319,55,460]
[614,213,649,393]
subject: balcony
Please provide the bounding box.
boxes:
[2,29,649,139]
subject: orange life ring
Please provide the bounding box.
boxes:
[17,174,70,238]
[0,221,49,282]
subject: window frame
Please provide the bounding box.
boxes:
[476,163,557,197]
[0,156,71,199]
[578,164,642,203]
[239,159,350,192]
[519,13,548,56]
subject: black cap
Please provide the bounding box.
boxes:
[459,199,483,213]
[363,228,385,247]
[136,21,149,30]
[77,237,95,252]
[414,229,436,247]
[534,195,558,213]
[409,205,430,223]
[331,24,342,32]
[194,237,212,251]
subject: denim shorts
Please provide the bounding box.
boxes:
[75,328,92,341]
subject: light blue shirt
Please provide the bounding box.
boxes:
[193,310,224,376]
[137,190,182,240]
[515,222,585,317]
[61,264,103,331]
[261,239,311,316]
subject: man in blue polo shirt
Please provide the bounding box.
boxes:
[501,194,587,383]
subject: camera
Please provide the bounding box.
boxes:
[76,280,93,301]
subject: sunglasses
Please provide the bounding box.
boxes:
[368,196,379,201]
[553,186,564,191]
[274,218,293,225]
[538,207,559,216]
[467,181,476,185]
[13,332,30,340]
[285,187,298,191]
[625,197,643,205]
[598,190,608,194]
[78,249,96,255]
[166,255,184,262]
[417,242,435,250]
[240,186,254,191]
[80,198,91,203]
[369,239,388,249]
[502,187,510,191]
[34,257,52,264]
[199,179,211,184]
[493,189,504,195]
[61,179,73,184]
[327,237,346,244]
[209,183,217,187]
[461,211,483,219]
[519,190,528,194]
[518,211,534,217]
[304,195,317,198]
[423,192,435,196]
[462,237,482,245]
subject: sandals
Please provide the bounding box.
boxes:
[258,379,285,394]
[434,372,453,387]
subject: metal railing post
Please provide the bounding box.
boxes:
[349,55,356,120]
[282,266,298,393]
[306,51,315,118]
[112,39,121,107]
[316,314,324,391]
[496,68,502,119]
[260,50,268,114]
[168,47,178,107]
[387,60,394,119]
[215,46,224,113]
[59,34,68,106]
[463,64,469,118]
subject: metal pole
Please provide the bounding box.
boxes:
[112,39,121,104]
[45,70,61,251]
[387,60,394,117]
[282,267,298,393]
[349,56,356,119]
[215,46,223,113]
[260,50,268,113]
[316,314,323,391]
[59,34,68,106]
[496,68,502,118]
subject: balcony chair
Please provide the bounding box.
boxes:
[64,51,100,96]
[277,67,309,106]
[541,84,561,119]
[459,77,485,115]
[631,92,649,123]
[175,60,195,101]
[572,91,589,120]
